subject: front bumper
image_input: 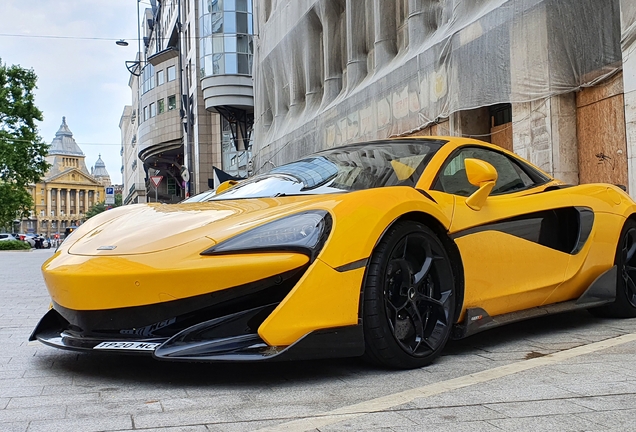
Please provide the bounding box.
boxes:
[30,306,364,362]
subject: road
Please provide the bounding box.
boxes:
[1,249,636,431]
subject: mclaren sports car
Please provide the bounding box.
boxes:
[31,137,636,369]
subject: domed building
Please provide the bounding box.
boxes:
[91,154,111,186]
[17,117,106,237]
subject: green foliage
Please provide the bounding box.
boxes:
[85,193,123,220]
[0,59,50,229]
[0,239,31,250]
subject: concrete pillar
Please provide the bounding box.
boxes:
[549,94,579,184]
[621,0,636,196]
[374,0,397,69]
[508,2,579,183]
[511,95,578,184]
[304,11,323,110]
[345,0,367,89]
[408,0,441,48]
[319,0,343,106]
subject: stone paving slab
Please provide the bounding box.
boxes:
[2,250,636,431]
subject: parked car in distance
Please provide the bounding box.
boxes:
[17,234,35,247]
[34,235,51,249]
[0,234,18,242]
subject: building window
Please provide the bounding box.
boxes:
[40,199,44,205]
[144,106,149,121]
[40,210,44,216]
[141,64,156,94]
[167,177,176,195]
[158,98,165,114]
[168,95,176,110]
[199,0,253,77]
[150,102,156,118]
[167,65,176,81]
[157,69,165,85]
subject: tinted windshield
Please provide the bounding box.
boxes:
[211,140,446,200]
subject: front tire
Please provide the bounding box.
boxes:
[590,219,636,318]
[362,221,456,369]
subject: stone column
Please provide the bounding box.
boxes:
[319,0,343,106]
[345,0,367,89]
[304,11,323,110]
[74,189,80,223]
[55,189,61,234]
[46,188,51,219]
[408,0,441,48]
[64,189,70,221]
[84,189,89,211]
[55,189,61,218]
[374,0,397,69]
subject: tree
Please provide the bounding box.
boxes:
[0,59,49,230]
[85,193,123,220]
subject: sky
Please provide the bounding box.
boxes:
[0,0,144,184]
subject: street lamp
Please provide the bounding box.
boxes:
[116,39,129,47]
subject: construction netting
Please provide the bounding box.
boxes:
[252,0,630,173]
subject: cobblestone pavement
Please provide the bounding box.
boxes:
[2,249,636,432]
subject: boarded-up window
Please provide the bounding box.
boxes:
[490,104,513,152]
[576,73,627,187]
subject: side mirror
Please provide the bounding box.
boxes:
[216,180,240,194]
[464,158,498,211]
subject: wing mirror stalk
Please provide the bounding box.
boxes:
[464,158,498,211]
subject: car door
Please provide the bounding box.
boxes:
[429,146,578,318]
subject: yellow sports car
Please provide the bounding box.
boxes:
[31,137,636,369]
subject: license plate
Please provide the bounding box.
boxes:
[94,341,161,351]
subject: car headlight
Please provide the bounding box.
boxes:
[201,210,332,260]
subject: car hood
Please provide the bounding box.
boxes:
[66,196,340,256]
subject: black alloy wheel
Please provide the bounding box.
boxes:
[363,221,456,369]
[590,219,636,318]
[620,226,636,309]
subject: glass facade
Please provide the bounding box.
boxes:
[141,64,155,94]
[199,0,254,77]
[221,118,251,178]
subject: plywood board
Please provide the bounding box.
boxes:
[490,123,513,152]
[402,120,450,137]
[577,92,628,187]
[403,126,432,137]
[431,121,449,136]
[576,72,624,108]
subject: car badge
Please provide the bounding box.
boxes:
[97,245,117,250]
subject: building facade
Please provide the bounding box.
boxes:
[121,0,254,204]
[252,0,636,196]
[17,117,106,236]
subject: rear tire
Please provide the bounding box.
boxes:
[590,219,636,318]
[362,221,456,369]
